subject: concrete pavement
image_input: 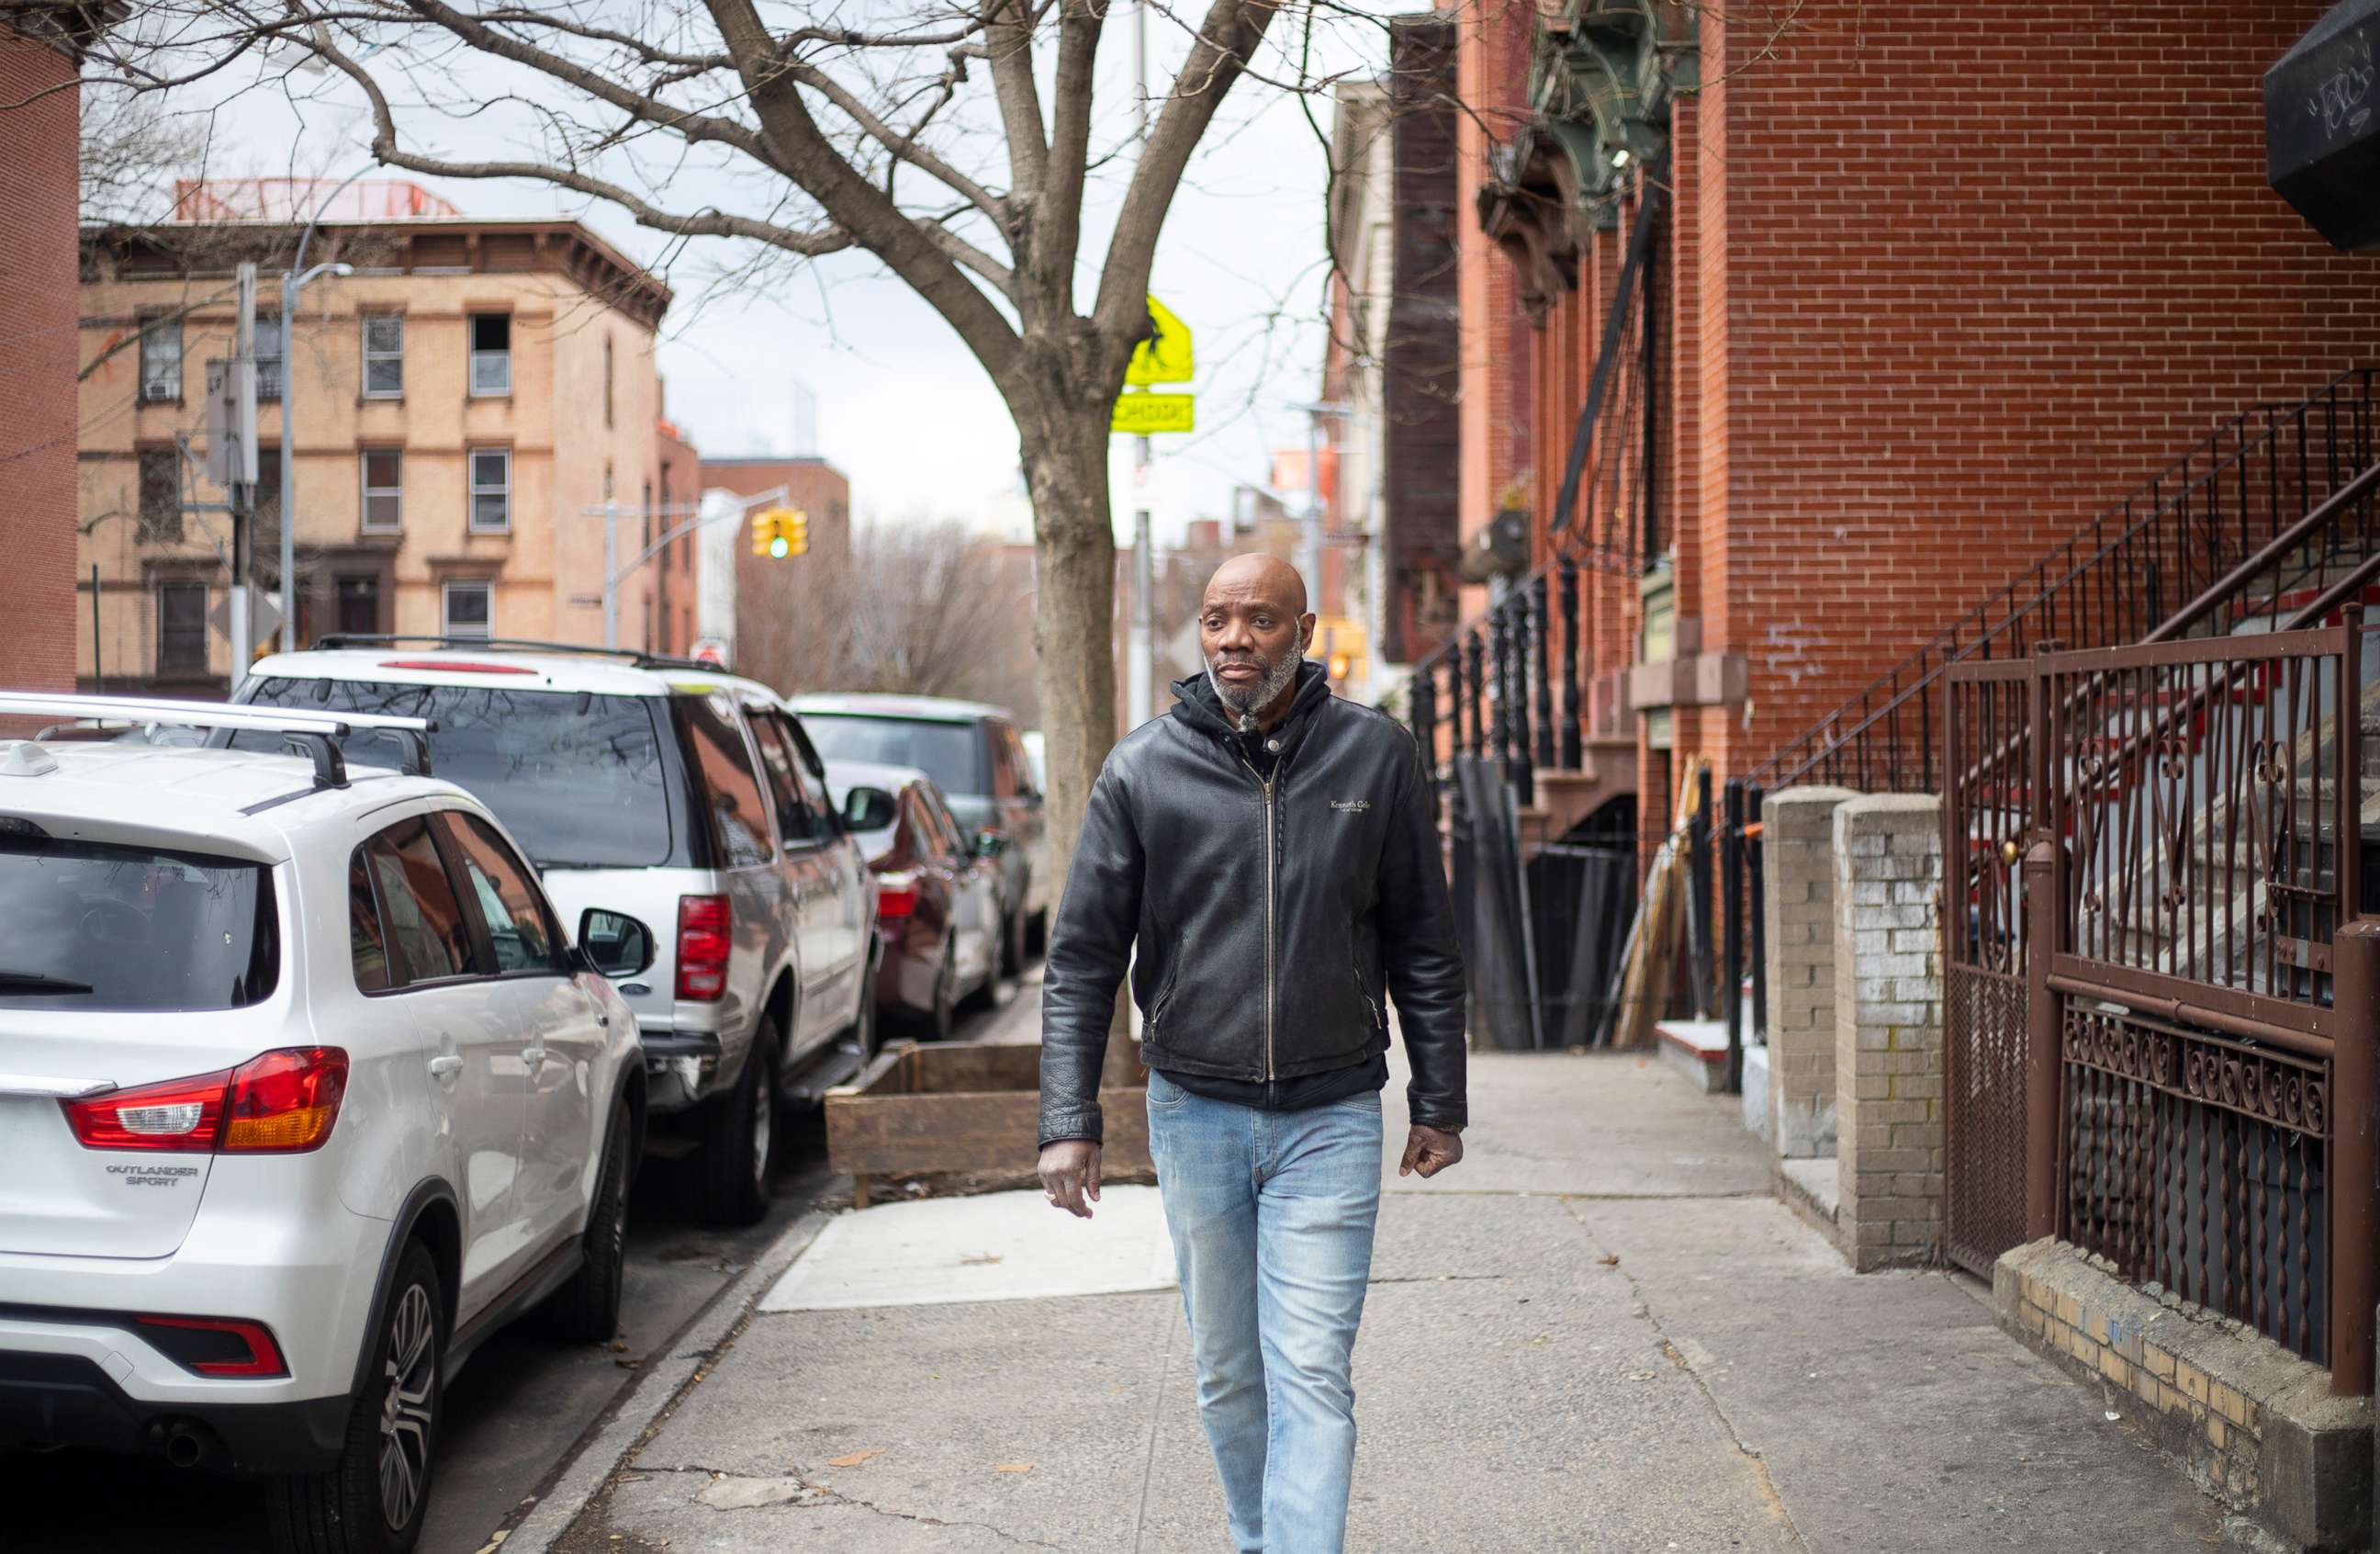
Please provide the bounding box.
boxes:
[557,1032,2238,1553]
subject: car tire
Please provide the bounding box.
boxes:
[266,1241,443,1554]
[691,1024,774,1227]
[841,965,880,1065]
[544,1098,631,1343]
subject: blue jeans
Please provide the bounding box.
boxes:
[1146,1069,1384,1554]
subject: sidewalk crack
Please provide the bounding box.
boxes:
[1559,1200,1813,1551]
[660,1466,1072,1550]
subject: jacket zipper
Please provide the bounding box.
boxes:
[1236,752,1278,1081]
[1150,932,1187,1035]
[1354,957,1381,1029]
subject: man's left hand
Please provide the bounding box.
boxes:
[1398,1124,1464,1178]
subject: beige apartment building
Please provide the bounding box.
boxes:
[77,197,674,691]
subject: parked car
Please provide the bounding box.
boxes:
[825,760,1005,1041]
[0,693,646,1554]
[231,639,880,1225]
[790,694,1049,963]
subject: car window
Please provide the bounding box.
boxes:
[0,831,278,1011]
[1002,724,1038,800]
[777,723,839,831]
[920,784,968,859]
[363,816,474,984]
[747,713,821,846]
[443,813,564,974]
[236,678,674,869]
[800,714,982,797]
[349,850,392,993]
[677,694,774,868]
[985,723,1017,799]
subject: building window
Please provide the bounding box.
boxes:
[362,313,403,398]
[360,449,402,533]
[157,580,207,674]
[468,448,511,533]
[469,313,511,396]
[443,580,492,639]
[139,316,182,403]
[137,446,182,544]
[335,575,380,636]
[255,315,282,401]
[603,335,614,427]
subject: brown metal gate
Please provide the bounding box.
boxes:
[1942,662,2038,1278]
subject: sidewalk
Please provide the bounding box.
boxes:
[563,1028,2237,1553]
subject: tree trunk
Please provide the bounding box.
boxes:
[1016,397,1139,1087]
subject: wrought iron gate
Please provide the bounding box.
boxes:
[1942,661,2038,1278]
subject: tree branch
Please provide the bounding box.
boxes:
[309,28,852,257]
[1092,0,1281,367]
[781,58,1007,226]
[703,0,1022,381]
[983,0,1050,208]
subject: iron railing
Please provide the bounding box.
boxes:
[1753,367,2377,796]
[1942,621,2380,1386]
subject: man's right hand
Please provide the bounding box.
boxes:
[1038,1140,1102,1219]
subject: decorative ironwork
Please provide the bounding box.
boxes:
[2061,1006,2331,1362]
[1559,560,1583,770]
[1531,574,1555,773]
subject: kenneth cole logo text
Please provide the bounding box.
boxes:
[1330,799,1371,812]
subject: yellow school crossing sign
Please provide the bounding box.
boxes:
[1112,393,1195,434]
[1126,296,1193,386]
[1116,296,1194,435]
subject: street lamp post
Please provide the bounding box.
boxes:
[279,166,370,654]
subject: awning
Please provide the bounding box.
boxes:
[2266,0,2380,251]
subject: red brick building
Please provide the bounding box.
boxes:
[0,9,98,696]
[699,454,852,693]
[1438,0,2380,834]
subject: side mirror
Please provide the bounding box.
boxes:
[578,908,657,979]
[975,828,1008,858]
[842,785,898,832]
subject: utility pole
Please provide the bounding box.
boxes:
[1126,0,1155,729]
[230,262,259,694]
[601,497,621,649]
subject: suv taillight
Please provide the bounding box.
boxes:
[678,894,731,1001]
[62,1047,348,1154]
[877,871,918,919]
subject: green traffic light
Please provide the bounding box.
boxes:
[769,536,790,558]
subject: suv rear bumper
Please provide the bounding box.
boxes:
[642,1029,724,1112]
[0,1348,348,1472]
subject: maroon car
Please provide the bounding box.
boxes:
[826,759,1005,1039]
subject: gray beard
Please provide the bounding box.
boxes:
[1207,650,1300,723]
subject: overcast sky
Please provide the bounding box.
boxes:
[139,4,1398,546]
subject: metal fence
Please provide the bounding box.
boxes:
[1944,620,2380,1391]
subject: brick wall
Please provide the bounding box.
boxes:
[1996,1239,2371,1551]
[1832,794,1944,1270]
[1454,0,1534,626]
[0,31,78,694]
[1761,785,1856,1156]
[1706,0,2380,775]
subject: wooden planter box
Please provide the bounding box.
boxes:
[825,1040,1150,1208]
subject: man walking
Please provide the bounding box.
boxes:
[1038,554,1467,1554]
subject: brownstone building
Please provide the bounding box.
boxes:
[77,197,674,691]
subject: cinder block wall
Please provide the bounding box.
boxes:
[1760,786,1855,1157]
[1832,794,1944,1271]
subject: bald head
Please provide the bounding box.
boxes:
[1204,552,1308,618]
[1198,553,1315,727]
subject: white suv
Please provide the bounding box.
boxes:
[0,694,646,1554]
[231,640,881,1224]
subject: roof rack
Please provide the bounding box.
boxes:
[0,693,433,790]
[309,633,719,674]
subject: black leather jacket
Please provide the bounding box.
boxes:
[1038,662,1467,1147]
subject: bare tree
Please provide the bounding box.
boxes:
[837,520,1038,707]
[31,0,1327,895]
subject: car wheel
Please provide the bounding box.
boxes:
[690,1023,774,1226]
[266,1241,442,1554]
[544,1098,631,1343]
[842,963,881,1064]
[926,941,958,1040]
[1026,906,1048,961]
